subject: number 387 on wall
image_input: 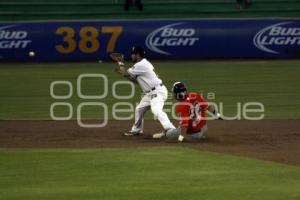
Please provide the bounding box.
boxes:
[55,26,123,54]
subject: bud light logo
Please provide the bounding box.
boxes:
[253,22,300,54]
[0,25,31,49]
[145,23,199,55]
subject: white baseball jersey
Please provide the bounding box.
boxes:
[127,58,162,93]
[127,58,175,132]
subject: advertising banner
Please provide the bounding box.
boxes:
[0,19,299,61]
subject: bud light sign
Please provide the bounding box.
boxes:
[146,23,199,55]
[0,25,31,49]
[254,22,300,55]
[0,19,299,62]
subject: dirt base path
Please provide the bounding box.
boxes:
[0,120,299,165]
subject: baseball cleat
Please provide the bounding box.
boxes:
[165,128,181,139]
[123,130,143,136]
[152,132,166,139]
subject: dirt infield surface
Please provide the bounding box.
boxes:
[0,120,299,165]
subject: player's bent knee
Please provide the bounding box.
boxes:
[186,132,205,141]
[166,128,180,139]
[136,106,149,115]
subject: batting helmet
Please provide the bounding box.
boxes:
[172,82,187,101]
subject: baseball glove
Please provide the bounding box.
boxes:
[110,52,124,62]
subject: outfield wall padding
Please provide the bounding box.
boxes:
[0,19,300,61]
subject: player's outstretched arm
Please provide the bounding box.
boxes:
[207,105,223,120]
[110,53,137,83]
[110,52,126,75]
[177,126,187,142]
[116,64,137,83]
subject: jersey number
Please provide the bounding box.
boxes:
[189,103,201,127]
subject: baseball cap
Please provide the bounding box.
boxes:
[131,46,145,57]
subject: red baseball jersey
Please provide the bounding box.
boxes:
[175,92,209,134]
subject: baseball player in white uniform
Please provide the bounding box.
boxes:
[110,46,177,136]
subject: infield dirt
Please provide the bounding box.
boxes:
[0,120,299,165]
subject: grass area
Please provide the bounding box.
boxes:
[0,147,299,200]
[0,60,300,120]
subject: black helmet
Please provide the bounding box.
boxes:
[172,82,187,101]
[131,46,145,57]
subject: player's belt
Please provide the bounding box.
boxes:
[147,83,164,93]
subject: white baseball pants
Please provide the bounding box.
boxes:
[131,85,175,132]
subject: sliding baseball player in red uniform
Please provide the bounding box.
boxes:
[153,82,223,142]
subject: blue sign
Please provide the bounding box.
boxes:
[0,19,300,61]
